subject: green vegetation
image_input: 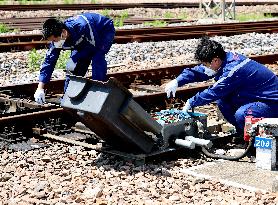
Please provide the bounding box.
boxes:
[17,0,28,4]
[143,20,167,27]
[27,49,70,72]
[178,12,188,20]
[113,17,124,27]
[1,0,48,5]
[164,11,174,19]
[99,9,111,18]
[0,0,101,5]
[236,13,274,22]
[63,0,75,4]
[27,49,45,72]
[56,50,71,70]
[120,10,129,19]
[113,10,129,27]
[0,23,12,33]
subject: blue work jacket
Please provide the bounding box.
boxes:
[39,13,114,83]
[176,52,278,108]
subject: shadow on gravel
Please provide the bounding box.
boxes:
[90,146,205,176]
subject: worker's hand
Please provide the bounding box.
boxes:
[34,88,45,104]
[182,100,192,112]
[66,58,77,72]
[165,79,178,98]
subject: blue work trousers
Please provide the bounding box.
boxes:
[217,99,278,133]
[64,24,115,92]
[64,49,107,92]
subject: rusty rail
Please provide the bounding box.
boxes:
[0,3,200,11]
[0,2,276,11]
[2,20,278,52]
[0,52,277,144]
[0,52,276,99]
[0,16,194,32]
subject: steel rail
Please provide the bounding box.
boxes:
[0,52,276,98]
[0,53,276,140]
[2,20,278,52]
[3,19,278,40]
[0,2,277,11]
[0,16,193,32]
[0,3,201,11]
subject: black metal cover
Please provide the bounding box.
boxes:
[61,76,162,153]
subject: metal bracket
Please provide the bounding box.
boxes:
[199,0,235,21]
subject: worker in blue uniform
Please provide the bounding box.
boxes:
[165,37,278,133]
[34,13,115,104]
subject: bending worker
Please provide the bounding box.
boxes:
[34,12,115,104]
[165,37,278,133]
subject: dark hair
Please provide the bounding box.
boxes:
[194,37,226,63]
[42,18,64,39]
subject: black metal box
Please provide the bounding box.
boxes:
[61,76,162,153]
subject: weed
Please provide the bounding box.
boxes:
[0,23,11,33]
[236,13,274,22]
[17,0,28,5]
[27,49,71,72]
[100,9,111,17]
[178,12,188,20]
[113,10,129,27]
[63,0,75,4]
[143,20,167,27]
[56,50,71,70]
[113,17,124,27]
[164,11,174,19]
[27,49,45,72]
[120,10,129,19]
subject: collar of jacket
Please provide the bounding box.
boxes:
[218,51,237,72]
[62,21,80,48]
[214,51,229,79]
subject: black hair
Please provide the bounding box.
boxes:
[42,18,64,39]
[194,36,226,63]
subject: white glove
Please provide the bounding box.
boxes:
[182,100,192,112]
[66,58,77,72]
[165,79,178,98]
[204,67,216,76]
[34,88,45,104]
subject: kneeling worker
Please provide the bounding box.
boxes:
[165,37,278,134]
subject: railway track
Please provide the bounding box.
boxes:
[0,53,276,148]
[2,20,278,52]
[0,2,276,11]
[0,16,193,32]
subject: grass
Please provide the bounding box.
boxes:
[164,11,174,19]
[0,0,98,4]
[143,20,167,27]
[0,23,12,33]
[0,0,48,5]
[100,9,111,17]
[236,13,274,22]
[27,49,71,72]
[113,10,129,27]
[178,12,188,20]
[63,0,75,4]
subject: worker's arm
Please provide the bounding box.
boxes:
[188,59,250,108]
[38,44,61,84]
[176,65,216,87]
[165,64,215,98]
[34,44,61,104]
